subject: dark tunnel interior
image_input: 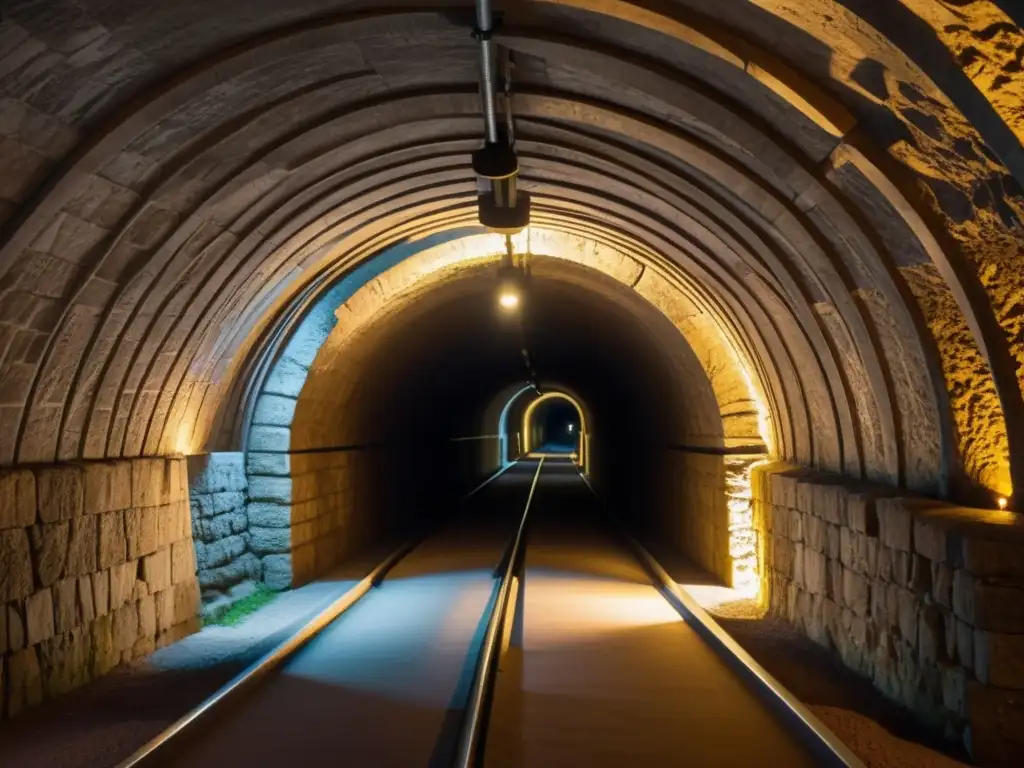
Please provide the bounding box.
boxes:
[286,254,733,580]
[533,400,579,453]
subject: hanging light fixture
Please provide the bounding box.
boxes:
[471,0,530,235]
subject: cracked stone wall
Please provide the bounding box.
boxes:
[0,458,200,719]
[752,461,1024,765]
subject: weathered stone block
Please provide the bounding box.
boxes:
[847,491,880,535]
[914,512,952,563]
[167,459,187,504]
[30,521,68,586]
[248,475,291,504]
[155,588,175,634]
[7,603,25,651]
[896,587,918,644]
[91,613,118,677]
[172,580,200,624]
[91,570,110,617]
[252,395,297,427]
[77,575,95,623]
[826,524,840,560]
[203,534,246,569]
[249,526,290,555]
[0,528,34,602]
[38,627,90,698]
[37,466,83,522]
[142,548,171,592]
[0,468,36,528]
[125,507,157,559]
[975,631,1024,689]
[918,605,945,664]
[171,539,195,584]
[248,425,291,453]
[157,501,189,547]
[138,594,156,638]
[53,577,79,634]
[792,542,805,587]
[812,481,846,525]
[112,602,137,652]
[131,458,166,508]
[65,514,97,576]
[263,553,292,590]
[842,568,869,617]
[109,561,136,612]
[98,510,126,569]
[870,581,888,625]
[877,498,914,552]
[187,453,246,495]
[803,548,827,596]
[932,562,953,608]
[25,588,55,645]
[246,451,290,477]
[84,461,131,514]
[957,618,974,670]
[212,491,244,515]
[770,471,800,509]
[247,502,290,528]
[805,514,827,553]
[196,511,247,542]
[6,647,42,717]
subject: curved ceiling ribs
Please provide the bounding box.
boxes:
[0,1,1021,504]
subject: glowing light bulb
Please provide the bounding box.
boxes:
[499,291,519,310]
[998,497,1008,510]
[568,424,574,432]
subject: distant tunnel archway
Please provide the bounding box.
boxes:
[523,391,589,473]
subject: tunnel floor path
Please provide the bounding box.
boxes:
[484,462,818,768]
[157,462,539,767]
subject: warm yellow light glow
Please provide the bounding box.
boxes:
[498,291,520,310]
[998,496,1008,510]
[523,391,589,473]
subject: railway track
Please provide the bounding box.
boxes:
[117,457,861,768]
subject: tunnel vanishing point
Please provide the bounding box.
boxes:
[2,0,1024,764]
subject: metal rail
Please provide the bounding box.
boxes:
[453,457,545,768]
[118,460,523,767]
[575,470,866,768]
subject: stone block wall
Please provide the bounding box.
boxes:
[752,462,1024,765]
[246,448,402,590]
[0,458,200,719]
[187,453,259,618]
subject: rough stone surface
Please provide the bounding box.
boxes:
[0,470,36,529]
[29,522,68,587]
[755,464,1024,762]
[0,529,33,603]
[36,467,83,523]
[0,458,203,720]
[262,554,293,591]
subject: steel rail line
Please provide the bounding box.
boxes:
[453,456,545,768]
[575,468,866,768]
[117,459,525,767]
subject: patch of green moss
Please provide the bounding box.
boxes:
[208,585,279,627]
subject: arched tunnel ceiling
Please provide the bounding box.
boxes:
[291,255,725,453]
[1,1,1023,504]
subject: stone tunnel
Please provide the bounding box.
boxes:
[1,0,1024,764]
